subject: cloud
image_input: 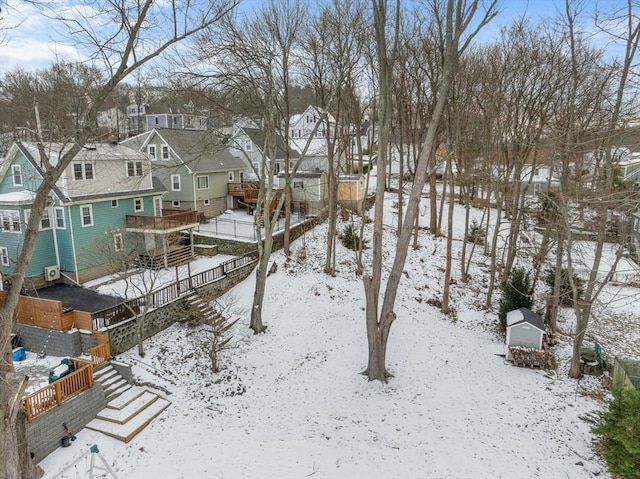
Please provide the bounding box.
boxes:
[0,38,82,75]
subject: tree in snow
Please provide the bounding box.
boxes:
[0,1,236,476]
[362,0,498,381]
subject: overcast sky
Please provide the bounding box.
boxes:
[0,0,632,78]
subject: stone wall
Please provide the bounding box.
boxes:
[15,324,81,357]
[106,300,186,356]
[110,360,134,384]
[79,330,98,354]
[26,385,107,462]
[106,259,257,356]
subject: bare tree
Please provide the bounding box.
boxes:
[363,0,498,381]
[299,0,369,275]
[0,2,236,476]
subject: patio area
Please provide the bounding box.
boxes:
[195,208,308,241]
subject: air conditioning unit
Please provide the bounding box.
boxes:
[44,265,60,281]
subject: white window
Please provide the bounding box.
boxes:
[204,199,210,206]
[73,162,94,180]
[40,209,51,229]
[0,247,8,266]
[1,210,21,232]
[228,171,234,182]
[196,176,209,189]
[171,174,181,191]
[289,161,295,170]
[111,199,118,208]
[275,163,281,174]
[80,205,93,227]
[154,197,162,216]
[134,198,143,212]
[12,165,22,186]
[54,208,65,229]
[244,139,252,151]
[161,145,170,160]
[154,116,159,125]
[294,181,304,189]
[147,145,157,160]
[113,233,123,252]
[252,162,259,171]
[172,200,180,208]
[127,161,143,177]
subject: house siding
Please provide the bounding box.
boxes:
[69,195,156,271]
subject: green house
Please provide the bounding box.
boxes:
[0,141,198,288]
[122,128,247,220]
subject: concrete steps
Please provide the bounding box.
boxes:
[94,364,132,402]
[86,387,170,443]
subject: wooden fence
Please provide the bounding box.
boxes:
[23,358,94,422]
[91,255,256,329]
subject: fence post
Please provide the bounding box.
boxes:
[54,381,63,405]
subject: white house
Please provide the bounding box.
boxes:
[505,308,545,361]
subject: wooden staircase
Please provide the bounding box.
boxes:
[86,387,170,443]
[137,245,193,269]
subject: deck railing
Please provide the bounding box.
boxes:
[91,255,256,329]
[23,359,94,422]
[90,342,111,366]
[126,210,198,231]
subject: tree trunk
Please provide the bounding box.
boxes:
[324,144,337,275]
[1,363,43,479]
[283,185,292,257]
[442,157,455,313]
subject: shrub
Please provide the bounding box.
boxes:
[593,386,640,479]
[544,268,584,306]
[498,267,534,329]
[466,219,486,245]
[339,224,368,251]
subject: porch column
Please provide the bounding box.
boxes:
[190,229,195,259]
[163,235,168,269]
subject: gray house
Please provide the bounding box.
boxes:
[505,308,545,360]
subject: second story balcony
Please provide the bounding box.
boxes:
[126,210,199,233]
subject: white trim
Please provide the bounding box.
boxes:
[196,175,209,189]
[171,174,181,191]
[134,197,144,212]
[161,144,170,160]
[54,207,66,229]
[147,144,157,160]
[12,165,22,186]
[0,246,9,266]
[80,204,93,227]
[113,233,123,252]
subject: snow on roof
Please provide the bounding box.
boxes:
[0,190,36,204]
[507,307,544,332]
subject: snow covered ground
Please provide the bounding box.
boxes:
[35,177,634,479]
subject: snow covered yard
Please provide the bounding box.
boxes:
[37,194,618,479]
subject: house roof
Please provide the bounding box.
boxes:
[67,176,166,202]
[241,128,300,160]
[154,129,246,172]
[508,307,544,332]
[123,129,246,173]
[277,170,324,179]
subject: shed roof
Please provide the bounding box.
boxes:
[507,307,544,332]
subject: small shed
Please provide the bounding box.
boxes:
[505,308,545,361]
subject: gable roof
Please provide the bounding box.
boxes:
[508,307,544,332]
[241,128,300,160]
[122,129,245,173]
[153,129,246,172]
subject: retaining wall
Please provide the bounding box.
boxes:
[15,324,81,357]
[26,385,107,462]
[106,259,257,355]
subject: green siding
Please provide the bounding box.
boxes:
[70,196,156,270]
